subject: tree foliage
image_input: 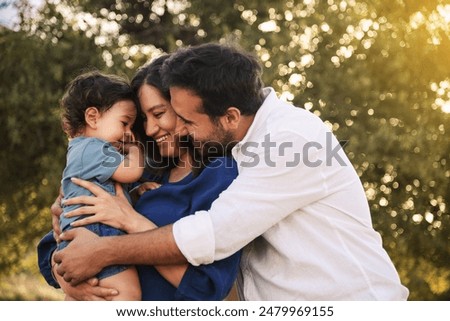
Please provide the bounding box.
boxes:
[0,1,105,274]
[0,0,448,300]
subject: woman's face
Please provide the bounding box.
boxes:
[138,84,187,157]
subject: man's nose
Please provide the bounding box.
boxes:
[175,117,189,137]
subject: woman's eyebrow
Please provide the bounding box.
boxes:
[145,104,166,112]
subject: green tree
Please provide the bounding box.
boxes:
[0,1,106,275]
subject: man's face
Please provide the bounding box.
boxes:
[169,87,237,155]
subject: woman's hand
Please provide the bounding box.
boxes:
[62,278,119,301]
[51,188,64,243]
[63,178,156,233]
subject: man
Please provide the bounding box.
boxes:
[50,43,409,300]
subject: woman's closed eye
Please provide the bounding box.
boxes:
[153,111,164,119]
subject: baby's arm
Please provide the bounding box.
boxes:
[112,144,144,183]
[129,181,162,204]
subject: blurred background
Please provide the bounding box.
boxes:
[0,0,448,301]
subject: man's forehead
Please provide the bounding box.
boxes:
[170,87,203,114]
[171,87,198,99]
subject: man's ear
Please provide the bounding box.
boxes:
[85,107,100,129]
[219,107,241,130]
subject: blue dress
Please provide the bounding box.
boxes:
[37,156,241,301]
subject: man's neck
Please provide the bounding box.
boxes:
[235,114,256,142]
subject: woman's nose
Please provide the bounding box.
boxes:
[145,120,159,137]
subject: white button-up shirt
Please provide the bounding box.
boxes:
[173,88,409,300]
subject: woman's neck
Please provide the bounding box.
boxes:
[168,150,193,182]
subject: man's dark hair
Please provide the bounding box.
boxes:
[161,43,265,120]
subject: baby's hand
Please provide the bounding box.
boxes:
[110,141,125,153]
[112,133,141,154]
[133,182,162,195]
[129,181,162,203]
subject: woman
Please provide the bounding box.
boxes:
[38,55,241,300]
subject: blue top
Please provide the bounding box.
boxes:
[37,156,241,301]
[60,137,126,231]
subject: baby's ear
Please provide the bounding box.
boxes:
[85,107,100,129]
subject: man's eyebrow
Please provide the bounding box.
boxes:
[177,114,193,124]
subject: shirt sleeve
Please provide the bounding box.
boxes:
[80,139,124,183]
[174,129,340,265]
[36,231,60,288]
[174,157,241,300]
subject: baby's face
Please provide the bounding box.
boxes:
[94,100,137,144]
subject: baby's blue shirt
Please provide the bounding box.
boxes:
[60,137,125,231]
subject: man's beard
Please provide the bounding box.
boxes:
[196,128,237,158]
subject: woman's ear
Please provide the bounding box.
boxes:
[220,107,241,130]
[85,107,100,129]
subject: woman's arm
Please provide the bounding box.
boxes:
[37,192,64,287]
[174,250,241,300]
[37,231,60,288]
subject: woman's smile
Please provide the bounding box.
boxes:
[155,134,170,143]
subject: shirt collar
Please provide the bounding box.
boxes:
[235,87,277,149]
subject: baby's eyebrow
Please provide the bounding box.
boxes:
[121,114,136,123]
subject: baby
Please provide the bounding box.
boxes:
[56,70,143,300]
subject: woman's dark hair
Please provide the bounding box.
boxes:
[61,70,136,137]
[131,55,208,181]
[131,55,171,101]
[161,43,265,122]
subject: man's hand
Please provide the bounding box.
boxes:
[54,228,105,286]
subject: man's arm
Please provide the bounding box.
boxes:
[54,222,186,286]
[56,179,186,286]
[173,128,338,265]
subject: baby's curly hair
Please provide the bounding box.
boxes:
[61,70,136,137]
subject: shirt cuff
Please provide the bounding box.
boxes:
[173,211,215,266]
